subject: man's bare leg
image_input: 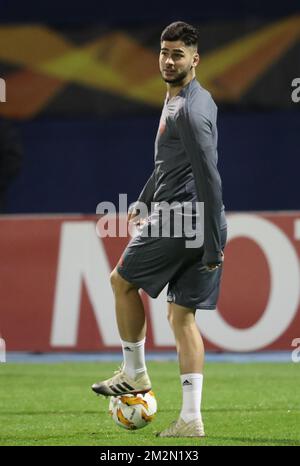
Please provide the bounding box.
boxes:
[110,268,146,342]
[167,302,204,423]
[91,268,151,394]
[168,302,204,373]
[110,268,148,380]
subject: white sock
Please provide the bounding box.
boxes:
[121,338,147,380]
[180,373,203,423]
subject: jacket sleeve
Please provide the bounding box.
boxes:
[177,103,223,265]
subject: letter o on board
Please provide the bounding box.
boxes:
[198,214,300,351]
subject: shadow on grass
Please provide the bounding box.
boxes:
[207,435,300,446]
[0,410,101,416]
[159,407,300,413]
[0,429,150,444]
[2,406,299,415]
[203,408,300,413]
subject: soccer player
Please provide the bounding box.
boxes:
[92,21,227,438]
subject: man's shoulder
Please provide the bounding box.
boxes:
[179,79,217,123]
[187,80,216,111]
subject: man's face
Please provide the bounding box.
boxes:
[159,40,199,84]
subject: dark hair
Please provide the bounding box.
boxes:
[160,21,199,48]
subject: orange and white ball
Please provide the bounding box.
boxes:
[108,391,157,430]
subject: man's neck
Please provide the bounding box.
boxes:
[166,73,195,100]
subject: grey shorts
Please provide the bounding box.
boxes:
[117,227,227,310]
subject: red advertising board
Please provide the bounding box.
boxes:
[0,213,299,352]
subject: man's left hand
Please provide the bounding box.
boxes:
[206,250,224,272]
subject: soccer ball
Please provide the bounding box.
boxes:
[108,391,157,430]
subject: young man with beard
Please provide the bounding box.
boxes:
[92,21,227,438]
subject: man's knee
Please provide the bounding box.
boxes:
[167,305,174,328]
[110,268,136,294]
[168,303,196,329]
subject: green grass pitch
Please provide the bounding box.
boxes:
[0,361,300,446]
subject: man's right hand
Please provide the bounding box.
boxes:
[127,208,148,228]
[127,208,139,224]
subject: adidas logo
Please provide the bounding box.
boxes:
[124,346,134,352]
[182,379,193,386]
[109,382,135,394]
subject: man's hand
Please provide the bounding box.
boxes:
[206,250,224,272]
[127,208,147,228]
[127,208,139,224]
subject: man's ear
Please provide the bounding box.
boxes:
[193,53,200,67]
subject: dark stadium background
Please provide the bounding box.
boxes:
[1,0,299,214]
